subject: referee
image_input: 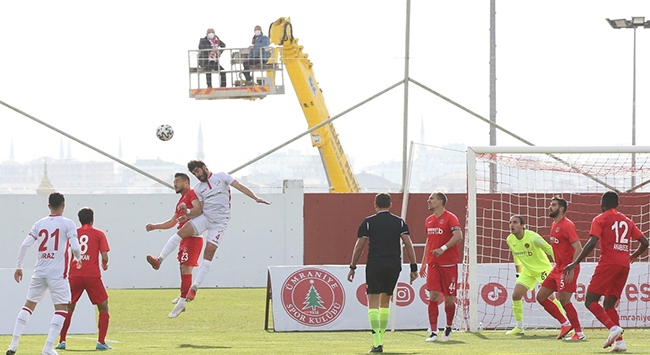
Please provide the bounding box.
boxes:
[347,193,418,354]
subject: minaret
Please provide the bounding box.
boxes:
[59,138,64,160]
[197,122,205,160]
[36,160,55,195]
[9,137,14,161]
[118,136,123,159]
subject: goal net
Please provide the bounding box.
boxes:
[461,146,650,332]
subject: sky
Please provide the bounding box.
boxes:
[1,0,649,179]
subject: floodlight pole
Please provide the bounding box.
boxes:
[606,16,650,190]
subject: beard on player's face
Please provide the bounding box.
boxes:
[549,209,559,218]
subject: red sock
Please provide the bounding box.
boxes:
[445,303,455,327]
[588,302,615,329]
[428,301,439,332]
[540,299,568,324]
[563,302,582,333]
[180,274,193,298]
[98,312,109,344]
[606,308,623,340]
[59,312,72,342]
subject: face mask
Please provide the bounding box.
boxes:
[207,33,215,40]
[254,30,262,36]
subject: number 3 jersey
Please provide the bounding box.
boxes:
[590,208,643,268]
[26,214,78,279]
[69,224,110,278]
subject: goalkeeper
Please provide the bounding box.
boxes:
[505,215,571,336]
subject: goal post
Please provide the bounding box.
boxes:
[464,145,650,333]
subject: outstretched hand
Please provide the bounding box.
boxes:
[419,264,427,278]
[256,197,271,205]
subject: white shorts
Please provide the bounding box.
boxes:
[26,277,71,305]
[189,214,228,247]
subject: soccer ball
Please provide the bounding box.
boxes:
[156,124,174,141]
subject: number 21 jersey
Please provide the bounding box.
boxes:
[29,214,78,279]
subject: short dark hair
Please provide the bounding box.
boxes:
[174,172,190,182]
[48,192,65,209]
[601,191,619,210]
[187,160,206,172]
[552,196,568,212]
[78,207,94,225]
[375,193,391,208]
[434,192,447,207]
[511,215,526,227]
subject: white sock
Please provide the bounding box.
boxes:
[159,234,182,260]
[516,321,523,329]
[44,311,66,350]
[10,307,32,349]
[193,260,212,287]
[561,320,570,326]
[177,298,186,307]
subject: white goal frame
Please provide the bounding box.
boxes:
[466,145,650,333]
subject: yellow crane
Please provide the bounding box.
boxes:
[268,17,360,193]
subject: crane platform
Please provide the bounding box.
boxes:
[188,47,284,100]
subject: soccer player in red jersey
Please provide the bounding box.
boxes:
[536,197,585,340]
[56,207,111,351]
[145,173,204,318]
[564,191,648,352]
[419,192,463,342]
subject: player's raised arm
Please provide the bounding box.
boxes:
[146,212,179,232]
[231,180,271,205]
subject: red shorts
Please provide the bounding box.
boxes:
[541,265,579,293]
[69,276,108,305]
[588,264,629,297]
[426,264,458,296]
[178,236,203,266]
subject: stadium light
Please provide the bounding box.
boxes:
[606,16,650,189]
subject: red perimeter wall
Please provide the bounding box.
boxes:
[303,193,649,265]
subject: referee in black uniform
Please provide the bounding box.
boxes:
[347,193,418,353]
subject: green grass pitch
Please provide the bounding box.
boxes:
[1,288,648,354]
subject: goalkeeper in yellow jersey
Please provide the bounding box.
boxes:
[505,215,572,337]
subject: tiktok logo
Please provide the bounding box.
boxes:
[481,282,507,306]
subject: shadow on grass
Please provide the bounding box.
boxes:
[179,343,231,349]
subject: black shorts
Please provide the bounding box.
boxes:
[365,261,401,295]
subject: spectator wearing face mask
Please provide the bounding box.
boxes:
[242,25,270,84]
[198,28,226,88]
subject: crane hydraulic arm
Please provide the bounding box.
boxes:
[268,17,360,193]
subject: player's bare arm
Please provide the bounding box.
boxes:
[564,235,598,274]
[433,228,462,257]
[13,269,22,283]
[146,213,179,231]
[629,235,649,263]
[419,238,429,278]
[401,234,418,284]
[347,238,367,282]
[564,240,583,283]
[231,180,271,205]
[101,251,109,270]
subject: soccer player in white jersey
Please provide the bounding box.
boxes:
[146,160,270,316]
[6,192,82,355]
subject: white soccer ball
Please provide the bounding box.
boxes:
[156,124,174,141]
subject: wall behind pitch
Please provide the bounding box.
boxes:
[0,180,304,289]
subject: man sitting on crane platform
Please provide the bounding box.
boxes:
[242,25,270,85]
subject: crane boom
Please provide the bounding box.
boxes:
[268,17,360,193]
